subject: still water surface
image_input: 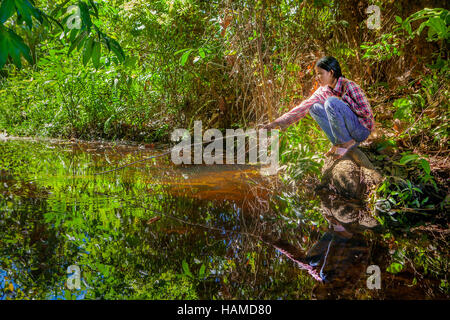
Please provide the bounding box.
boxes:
[0,137,447,299]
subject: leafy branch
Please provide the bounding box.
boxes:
[0,0,125,70]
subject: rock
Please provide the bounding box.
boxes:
[316,147,384,230]
[319,147,383,200]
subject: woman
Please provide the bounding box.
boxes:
[265,56,374,159]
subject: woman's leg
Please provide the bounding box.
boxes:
[324,96,371,144]
[309,98,371,157]
[309,103,341,156]
[322,97,371,158]
[309,102,337,145]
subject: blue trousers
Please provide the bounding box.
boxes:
[309,96,370,146]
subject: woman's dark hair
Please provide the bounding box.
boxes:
[315,56,344,79]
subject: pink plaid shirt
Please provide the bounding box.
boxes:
[276,77,375,131]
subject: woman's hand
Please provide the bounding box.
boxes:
[261,122,275,130]
[258,121,288,131]
[257,122,276,130]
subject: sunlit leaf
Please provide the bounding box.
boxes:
[180,49,193,66]
[419,159,431,175]
[198,264,205,278]
[386,262,403,274]
[198,47,206,59]
[182,260,192,278]
[399,154,419,165]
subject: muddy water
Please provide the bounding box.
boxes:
[0,137,448,300]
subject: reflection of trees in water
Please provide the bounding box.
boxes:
[1,139,446,299]
[0,181,67,299]
[142,194,317,299]
[0,139,317,299]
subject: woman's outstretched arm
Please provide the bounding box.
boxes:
[265,89,322,129]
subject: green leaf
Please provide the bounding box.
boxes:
[0,26,32,69]
[82,37,94,66]
[15,0,42,28]
[10,47,22,68]
[404,21,412,35]
[399,154,419,165]
[64,289,72,300]
[427,24,437,39]
[180,49,192,66]
[88,0,99,18]
[198,47,206,59]
[0,45,7,69]
[429,57,445,69]
[99,31,110,51]
[376,139,396,152]
[416,21,428,36]
[0,0,16,24]
[395,16,402,24]
[91,41,100,69]
[78,1,93,32]
[68,31,87,55]
[41,10,64,31]
[412,187,423,193]
[182,260,193,278]
[174,48,189,55]
[124,55,137,68]
[340,20,349,27]
[393,97,413,120]
[419,159,431,175]
[427,17,447,40]
[109,38,125,63]
[411,93,425,107]
[69,28,79,42]
[198,264,205,278]
[386,262,403,274]
[77,37,86,51]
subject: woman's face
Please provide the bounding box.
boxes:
[315,66,335,87]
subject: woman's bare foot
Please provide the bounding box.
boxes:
[341,139,356,149]
[325,145,337,157]
[332,139,356,160]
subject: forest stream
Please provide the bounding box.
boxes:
[0,137,448,300]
